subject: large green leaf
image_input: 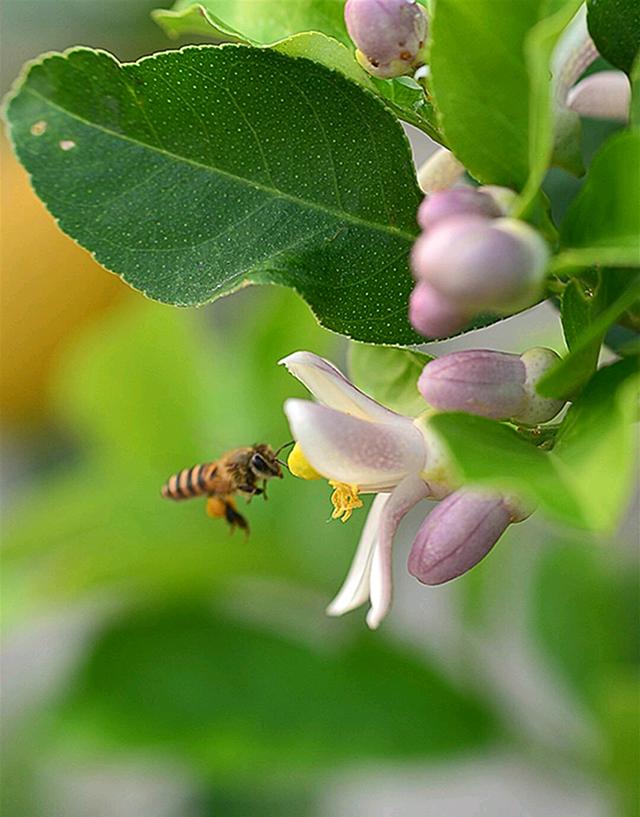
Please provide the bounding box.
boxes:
[52,604,497,776]
[348,344,432,416]
[429,358,639,530]
[555,130,640,271]
[538,270,640,398]
[4,45,423,345]
[430,0,563,189]
[153,0,350,46]
[587,0,640,74]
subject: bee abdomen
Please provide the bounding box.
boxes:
[161,463,215,500]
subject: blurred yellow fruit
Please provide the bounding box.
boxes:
[1,139,131,426]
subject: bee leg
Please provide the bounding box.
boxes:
[238,485,263,505]
[262,479,268,501]
[206,495,249,536]
[224,500,249,536]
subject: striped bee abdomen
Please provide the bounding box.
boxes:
[161,463,216,500]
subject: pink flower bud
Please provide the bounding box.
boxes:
[345,0,428,79]
[409,282,468,338]
[411,216,549,314]
[417,188,503,231]
[418,349,526,419]
[417,347,566,424]
[408,489,513,585]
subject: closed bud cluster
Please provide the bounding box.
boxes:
[410,211,549,339]
[418,347,565,425]
[408,488,530,585]
[344,0,428,79]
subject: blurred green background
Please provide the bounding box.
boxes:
[1,3,638,816]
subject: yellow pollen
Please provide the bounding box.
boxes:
[329,481,363,523]
[287,442,322,480]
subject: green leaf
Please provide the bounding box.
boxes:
[152,1,444,139]
[4,45,424,345]
[152,0,350,46]
[430,0,568,189]
[538,270,640,398]
[516,0,585,214]
[587,0,640,74]
[556,130,640,270]
[631,54,640,127]
[348,344,432,416]
[371,75,443,143]
[429,358,639,530]
[272,32,374,87]
[53,604,497,775]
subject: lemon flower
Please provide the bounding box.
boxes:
[280,352,453,629]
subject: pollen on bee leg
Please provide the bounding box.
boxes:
[329,481,363,523]
[206,495,228,519]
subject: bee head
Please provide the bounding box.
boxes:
[250,445,283,480]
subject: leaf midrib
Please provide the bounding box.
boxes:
[24,85,417,244]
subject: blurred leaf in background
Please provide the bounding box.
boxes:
[1,289,363,624]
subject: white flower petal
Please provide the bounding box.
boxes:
[566,71,631,122]
[416,147,466,194]
[279,351,400,423]
[366,475,431,629]
[284,399,427,488]
[326,493,389,617]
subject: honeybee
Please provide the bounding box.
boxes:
[161,443,287,534]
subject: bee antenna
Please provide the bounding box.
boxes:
[275,440,295,456]
[276,459,291,472]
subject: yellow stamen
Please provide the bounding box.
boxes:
[288,442,322,480]
[329,481,363,523]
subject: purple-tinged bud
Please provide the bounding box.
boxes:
[417,188,503,232]
[418,349,526,419]
[408,489,518,585]
[411,216,549,314]
[566,71,631,123]
[345,0,428,79]
[417,347,566,424]
[409,282,468,338]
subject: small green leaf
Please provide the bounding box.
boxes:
[152,0,350,46]
[272,32,375,87]
[431,0,572,189]
[429,358,639,530]
[371,75,443,143]
[587,0,640,74]
[538,270,640,398]
[4,45,424,344]
[556,130,640,270]
[516,0,585,213]
[348,344,432,416]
